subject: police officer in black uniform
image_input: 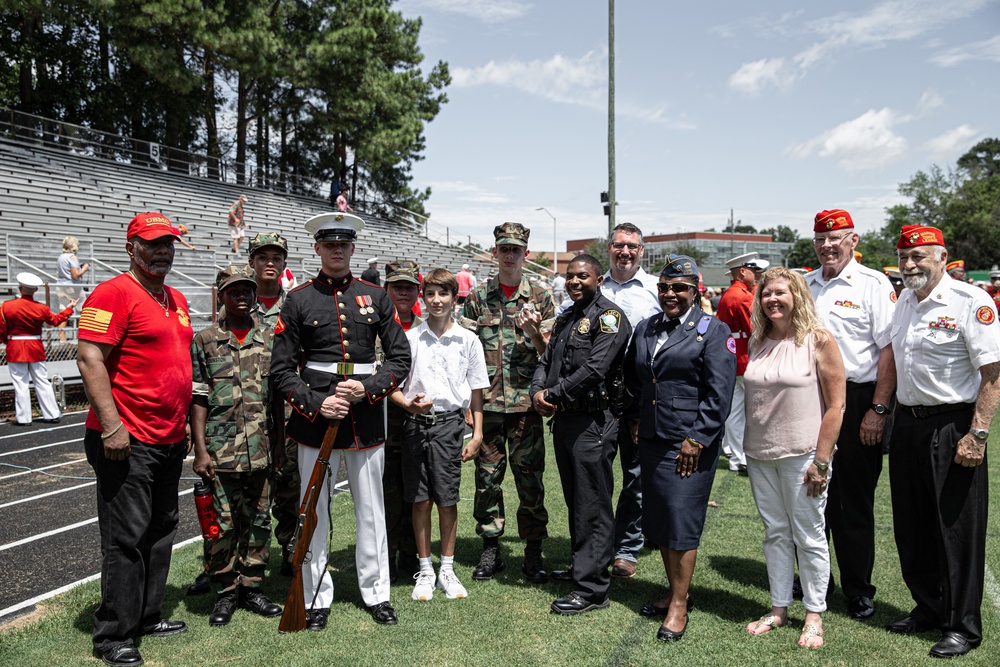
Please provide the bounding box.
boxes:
[531,254,632,615]
[271,212,411,629]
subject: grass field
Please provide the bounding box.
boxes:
[2,422,998,667]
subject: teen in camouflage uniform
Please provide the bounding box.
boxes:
[191,266,284,626]
[460,222,554,583]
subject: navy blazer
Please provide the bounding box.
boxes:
[624,308,736,447]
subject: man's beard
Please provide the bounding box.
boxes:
[133,252,172,277]
[902,271,927,291]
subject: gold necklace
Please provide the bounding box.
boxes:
[128,270,171,317]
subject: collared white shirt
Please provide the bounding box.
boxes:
[401,321,490,412]
[601,266,661,327]
[891,273,1000,406]
[653,307,694,358]
[806,259,896,383]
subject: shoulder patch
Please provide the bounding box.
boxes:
[79,307,113,334]
[890,290,897,303]
[726,336,737,354]
[599,310,621,334]
[976,305,995,325]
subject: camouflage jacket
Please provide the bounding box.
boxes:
[192,320,278,472]
[460,275,555,412]
[250,289,286,329]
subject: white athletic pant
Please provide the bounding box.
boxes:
[746,451,831,613]
[723,376,746,469]
[297,444,390,609]
[8,361,61,424]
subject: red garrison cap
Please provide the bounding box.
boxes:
[897,225,944,249]
[946,260,965,272]
[127,212,180,241]
[814,209,854,233]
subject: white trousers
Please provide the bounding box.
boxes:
[8,361,61,424]
[747,451,830,613]
[297,444,390,609]
[723,376,746,468]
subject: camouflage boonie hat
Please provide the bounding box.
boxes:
[248,231,288,257]
[494,222,530,247]
[385,259,420,284]
[660,254,699,283]
[216,265,256,291]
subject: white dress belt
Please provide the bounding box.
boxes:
[10,335,42,340]
[304,360,376,375]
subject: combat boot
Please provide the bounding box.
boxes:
[472,537,504,581]
[521,539,548,584]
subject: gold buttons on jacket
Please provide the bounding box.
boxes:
[652,400,657,406]
[342,327,348,334]
[344,340,349,346]
[313,320,318,325]
[339,303,345,308]
[340,314,346,321]
[345,353,351,360]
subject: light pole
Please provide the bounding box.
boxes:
[535,207,557,275]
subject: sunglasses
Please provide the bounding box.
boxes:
[657,282,694,294]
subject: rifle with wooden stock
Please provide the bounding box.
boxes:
[278,419,340,633]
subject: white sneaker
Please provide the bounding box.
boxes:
[412,570,435,601]
[436,569,468,599]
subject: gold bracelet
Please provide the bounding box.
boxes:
[101,421,124,440]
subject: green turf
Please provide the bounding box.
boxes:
[2,420,998,666]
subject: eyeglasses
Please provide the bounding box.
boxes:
[657,282,694,294]
[611,242,641,251]
[812,233,852,247]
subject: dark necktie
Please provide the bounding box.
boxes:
[655,317,680,335]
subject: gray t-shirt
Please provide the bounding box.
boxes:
[57,252,82,284]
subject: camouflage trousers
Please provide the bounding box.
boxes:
[474,410,548,541]
[270,437,300,548]
[384,406,416,561]
[207,469,272,594]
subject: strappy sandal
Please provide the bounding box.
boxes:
[746,614,789,635]
[798,623,824,648]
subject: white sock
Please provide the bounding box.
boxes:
[419,556,434,574]
[440,555,454,572]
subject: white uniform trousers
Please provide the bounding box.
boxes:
[297,443,390,609]
[747,451,831,613]
[723,376,746,469]
[8,361,61,424]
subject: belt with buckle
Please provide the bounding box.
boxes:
[405,409,464,426]
[305,360,376,375]
[899,402,974,419]
[9,335,42,341]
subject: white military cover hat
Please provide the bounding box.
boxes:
[748,258,770,271]
[305,212,365,242]
[16,272,43,288]
[725,252,759,270]
[367,257,379,264]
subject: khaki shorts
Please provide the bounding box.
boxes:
[229,225,245,240]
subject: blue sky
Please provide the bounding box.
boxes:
[394,0,1000,257]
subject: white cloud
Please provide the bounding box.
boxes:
[729,0,993,94]
[453,50,694,128]
[402,0,531,23]
[916,90,944,115]
[928,34,1000,67]
[426,179,512,204]
[787,108,910,171]
[924,125,981,161]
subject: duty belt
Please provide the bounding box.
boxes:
[304,360,376,375]
[9,335,42,340]
[898,402,974,419]
[405,409,464,426]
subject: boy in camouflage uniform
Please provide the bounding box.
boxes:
[460,222,555,583]
[191,266,284,626]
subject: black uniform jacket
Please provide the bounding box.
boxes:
[624,308,736,446]
[271,271,411,449]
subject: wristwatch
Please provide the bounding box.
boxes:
[813,460,830,476]
[970,428,989,440]
[870,403,889,415]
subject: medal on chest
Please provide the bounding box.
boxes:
[355,295,374,315]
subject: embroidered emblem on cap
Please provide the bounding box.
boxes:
[976,305,995,325]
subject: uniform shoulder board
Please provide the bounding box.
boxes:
[599,309,621,334]
[696,315,712,336]
[288,279,313,294]
[358,278,380,288]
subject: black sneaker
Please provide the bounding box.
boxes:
[472,538,504,581]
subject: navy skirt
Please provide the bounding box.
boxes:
[638,436,719,551]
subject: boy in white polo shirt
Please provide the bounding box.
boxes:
[391,268,489,601]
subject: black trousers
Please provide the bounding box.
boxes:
[825,381,884,599]
[552,409,616,603]
[84,429,184,651]
[889,405,987,643]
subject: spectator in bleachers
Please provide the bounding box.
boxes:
[176,224,198,251]
[336,192,354,213]
[1,272,77,425]
[56,236,89,343]
[456,264,474,305]
[228,194,248,254]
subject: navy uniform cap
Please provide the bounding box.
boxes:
[660,254,699,282]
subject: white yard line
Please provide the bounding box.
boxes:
[0,437,82,457]
[0,419,84,440]
[0,481,96,509]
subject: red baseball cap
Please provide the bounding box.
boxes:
[127,212,181,241]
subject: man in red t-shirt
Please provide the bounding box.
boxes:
[456,264,474,305]
[77,212,194,667]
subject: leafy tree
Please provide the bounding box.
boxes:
[584,236,610,273]
[649,243,709,274]
[532,252,552,269]
[759,225,799,243]
[785,238,817,269]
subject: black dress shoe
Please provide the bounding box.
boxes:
[240,589,282,617]
[550,567,573,582]
[656,617,688,643]
[10,421,31,427]
[550,592,610,616]
[368,601,398,625]
[848,595,875,621]
[306,608,329,631]
[638,596,694,617]
[186,572,211,596]
[887,616,936,635]
[209,590,239,626]
[96,640,143,666]
[140,618,187,636]
[40,417,61,424]
[929,632,976,658]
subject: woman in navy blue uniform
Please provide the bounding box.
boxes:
[623,255,736,642]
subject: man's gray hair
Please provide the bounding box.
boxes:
[611,222,644,244]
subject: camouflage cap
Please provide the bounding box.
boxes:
[248,231,288,257]
[385,259,421,284]
[660,254,699,283]
[494,222,530,247]
[216,264,257,291]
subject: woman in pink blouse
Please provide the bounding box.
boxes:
[742,267,845,649]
